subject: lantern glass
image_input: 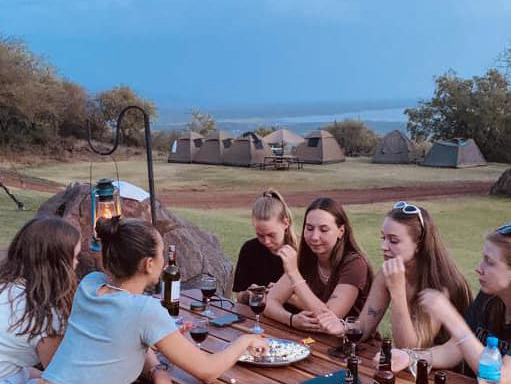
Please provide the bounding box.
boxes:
[91,178,122,251]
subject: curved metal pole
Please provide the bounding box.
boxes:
[86,106,157,226]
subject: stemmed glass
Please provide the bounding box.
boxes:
[248,289,266,334]
[344,316,362,363]
[189,319,209,349]
[408,348,433,378]
[201,275,217,317]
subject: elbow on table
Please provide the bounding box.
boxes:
[196,368,221,383]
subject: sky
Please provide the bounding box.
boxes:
[1,0,511,109]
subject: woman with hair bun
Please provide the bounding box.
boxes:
[0,217,80,383]
[42,217,267,384]
[233,188,298,304]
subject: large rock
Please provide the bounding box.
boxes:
[36,182,233,296]
[490,169,511,197]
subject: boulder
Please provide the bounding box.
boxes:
[490,169,511,197]
[36,182,233,296]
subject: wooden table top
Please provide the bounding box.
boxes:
[154,290,476,384]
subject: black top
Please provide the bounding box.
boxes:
[232,238,284,292]
[460,291,511,377]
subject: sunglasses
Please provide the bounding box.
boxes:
[393,201,424,229]
[496,223,511,236]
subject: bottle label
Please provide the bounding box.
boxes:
[479,362,501,381]
[171,281,180,302]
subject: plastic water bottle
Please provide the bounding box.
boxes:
[478,336,502,384]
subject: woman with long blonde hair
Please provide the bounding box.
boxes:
[233,188,298,303]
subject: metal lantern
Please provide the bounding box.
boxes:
[90,178,122,251]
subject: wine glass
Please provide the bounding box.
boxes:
[248,289,266,334]
[344,316,362,363]
[201,275,217,317]
[408,348,433,378]
[189,318,209,349]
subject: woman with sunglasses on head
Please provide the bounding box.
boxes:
[319,201,472,349]
[415,223,511,379]
[41,217,267,384]
[264,197,373,333]
[233,189,298,304]
[0,217,80,383]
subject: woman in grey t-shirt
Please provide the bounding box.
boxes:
[43,217,268,384]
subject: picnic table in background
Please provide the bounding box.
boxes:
[260,155,303,170]
[136,289,476,384]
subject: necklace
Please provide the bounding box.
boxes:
[317,264,331,283]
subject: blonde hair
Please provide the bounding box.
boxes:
[252,189,298,250]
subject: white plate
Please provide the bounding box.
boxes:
[238,338,311,367]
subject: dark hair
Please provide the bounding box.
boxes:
[252,188,298,250]
[0,217,80,341]
[297,197,372,301]
[96,217,161,279]
[481,229,511,337]
[387,206,472,346]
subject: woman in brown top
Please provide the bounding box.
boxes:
[265,197,373,333]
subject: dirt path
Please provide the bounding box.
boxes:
[1,169,493,208]
[160,181,493,209]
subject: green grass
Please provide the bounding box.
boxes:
[0,188,52,249]
[19,157,509,193]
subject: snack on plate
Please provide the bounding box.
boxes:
[238,338,310,366]
[302,337,315,345]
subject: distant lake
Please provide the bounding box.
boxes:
[156,103,413,136]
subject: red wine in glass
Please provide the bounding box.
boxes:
[190,327,208,344]
[249,301,266,314]
[346,329,363,344]
[201,287,216,298]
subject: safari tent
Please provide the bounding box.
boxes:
[372,130,417,164]
[263,129,305,155]
[294,130,345,164]
[223,131,273,167]
[168,131,204,163]
[422,138,486,168]
[194,130,234,165]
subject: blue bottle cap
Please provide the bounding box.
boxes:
[487,336,499,348]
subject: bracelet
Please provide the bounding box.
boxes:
[290,313,295,328]
[149,363,169,379]
[292,279,306,288]
[454,334,472,346]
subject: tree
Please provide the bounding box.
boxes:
[253,125,277,137]
[325,120,380,156]
[405,69,511,163]
[96,86,157,146]
[186,109,215,136]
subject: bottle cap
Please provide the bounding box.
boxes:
[190,301,206,312]
[487,336,499,348]
[417,359,428,369]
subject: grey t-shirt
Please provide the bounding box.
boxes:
[43,272,177,384]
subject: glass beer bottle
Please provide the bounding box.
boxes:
[373,338,395,384]
[415,359,429,384]
[162,245,180,316]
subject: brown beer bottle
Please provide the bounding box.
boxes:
[415,359,429,384]
[347,356,358,384]
[162,245,180,316]
[434,371,447,384]
[373,338,395,384]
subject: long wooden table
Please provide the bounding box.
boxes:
[150,290,476,384]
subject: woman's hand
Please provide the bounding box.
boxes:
[317,310,344,336]
[382,256,406,298]
[276,245,298,275]
[418,288,453,322]
[152,369,174,384]
[242,334,269,356]
[293,310,321,332]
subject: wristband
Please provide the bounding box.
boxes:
[290,313,295,328]
[454,334,471,346]
[292,279,306,288]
